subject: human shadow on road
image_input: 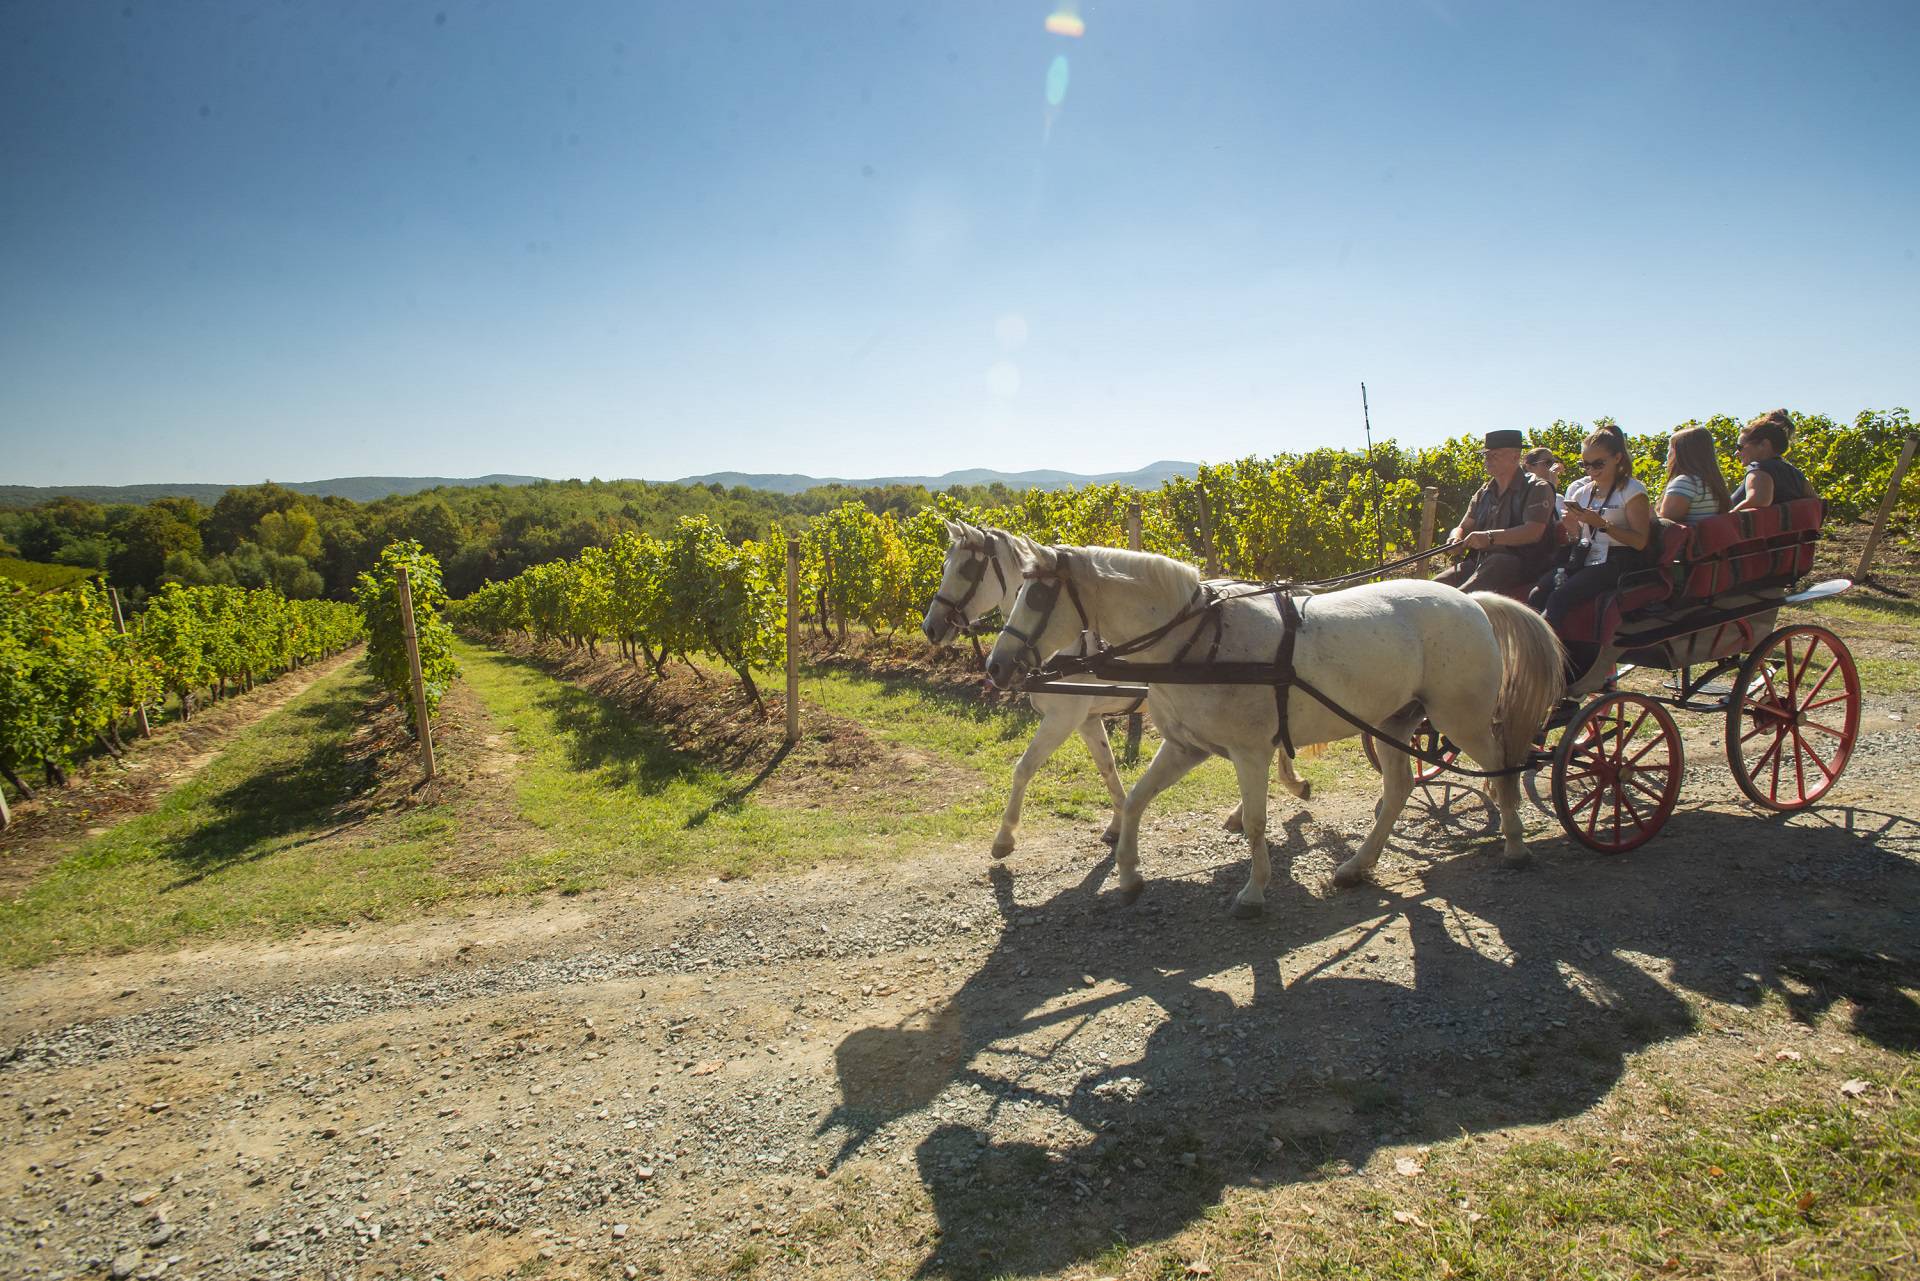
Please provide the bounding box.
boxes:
[824,802,1920,1279]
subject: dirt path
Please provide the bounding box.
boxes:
[0,649,366,897]
[3,703,1916,1280]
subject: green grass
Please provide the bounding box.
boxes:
[0,663,460,968]
[448,642,1011,889]
[1190,1060,1920,1280]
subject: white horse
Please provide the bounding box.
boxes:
[982,545,1565,915]
[922,521,1310,858]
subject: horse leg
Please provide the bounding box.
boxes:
[1075,715,1129,847]
[993,702,1081,858]
[1226,751,1308,835]
[1442,722,1532,867]
[1333,709,1424,888]
[1229,749,1276,918]
[1113,740,1209,904]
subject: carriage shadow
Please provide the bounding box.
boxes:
[825,804,1920,1279]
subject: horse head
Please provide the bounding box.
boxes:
[983,543,1087,690]
[921,519,1007,647]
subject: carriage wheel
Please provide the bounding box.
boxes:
[1551,692,1684,854]
[1725,624,1860,811]
[1363,718,1458,784]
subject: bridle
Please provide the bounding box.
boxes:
[931,534,1011,660]
[997,550,1094,676]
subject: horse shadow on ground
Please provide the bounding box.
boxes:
[824,801,1920,1279]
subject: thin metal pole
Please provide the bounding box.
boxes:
[395,566,436,781]
[1855,436,1917,583]
[1362,382,1384,567]
[109,588,152,738]
[785,537,800,745]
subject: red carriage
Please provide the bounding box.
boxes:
[1372,497,1860,853]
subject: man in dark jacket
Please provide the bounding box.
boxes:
[1729,409,1815,511]
[1435,429,1557,594]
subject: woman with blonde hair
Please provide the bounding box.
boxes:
[1531,428,1652,628]
[1657,426,1732,523]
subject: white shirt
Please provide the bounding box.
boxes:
[1564,476,1648,567]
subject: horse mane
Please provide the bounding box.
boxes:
[1069,545,1202,598]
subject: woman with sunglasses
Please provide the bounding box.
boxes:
[1530,429,1652,643]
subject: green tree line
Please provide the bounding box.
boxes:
[3,409,1908,614]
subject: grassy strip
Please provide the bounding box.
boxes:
[0,663,459,968]
[1142,1061,1918,1280]
[452,641,1009,889]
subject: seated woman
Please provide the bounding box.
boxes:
[1656,425,1731,524]
[1530,430,1652,674]
[1728,408,1815,511]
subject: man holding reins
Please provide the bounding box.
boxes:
[1434,429,1558,595]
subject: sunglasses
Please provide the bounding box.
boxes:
[1580,458,1611,471]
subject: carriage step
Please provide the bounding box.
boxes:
[1666,678,1733,696]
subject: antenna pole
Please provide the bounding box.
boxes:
[1361,382,1384,567]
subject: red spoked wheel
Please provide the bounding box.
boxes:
[1363,718,1458,784]
[1551,692,1685,853]
[1725,624,1860,811]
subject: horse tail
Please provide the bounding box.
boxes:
[1470,593,1567,767]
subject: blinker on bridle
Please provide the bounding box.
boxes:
[931,537,1008,639]
[999,551,1093,674]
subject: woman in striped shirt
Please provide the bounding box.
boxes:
[1657,425,1732,524]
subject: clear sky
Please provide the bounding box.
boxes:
[2,1,1915,486]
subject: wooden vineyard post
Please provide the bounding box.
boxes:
[394,566,436,781]
[1197,486,1221,576]
[109,587,152,738]
[1417,487,1440,555]
[1855,435,1918,584]
[1123,500,1145,763]
[785,536,801,745]
[0,773,10,831]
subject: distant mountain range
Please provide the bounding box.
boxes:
[0,475,547,508]
[2,462,1202,507]
[675,461,1201,494]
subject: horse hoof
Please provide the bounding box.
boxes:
[990,838,1015,860]
[1099,829,1120,848]
[1501,850,1533,871]
[1331,865,1367,890]
[1118,880,1145,906]
[1230,900,1263,919]
[1299,781,1313,801]
[1223,812,1243,834]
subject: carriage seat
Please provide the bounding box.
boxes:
[1555,498,1825,648]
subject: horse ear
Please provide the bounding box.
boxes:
[941,518,964,543]
[1015,542,1057,576]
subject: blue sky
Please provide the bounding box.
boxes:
[2,1,1914,486]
